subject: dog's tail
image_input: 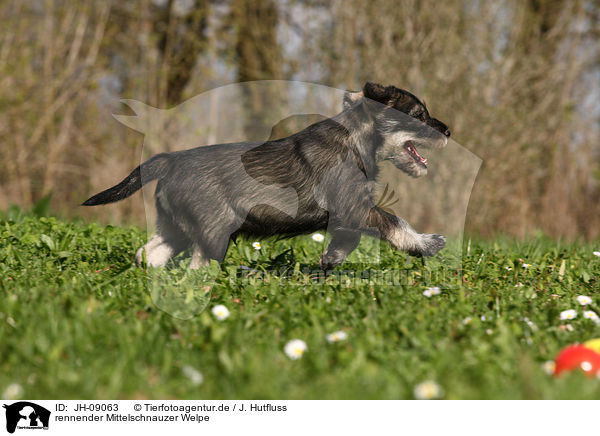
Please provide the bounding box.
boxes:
[82,153,170,206]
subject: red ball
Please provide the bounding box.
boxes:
[554,345,600,377]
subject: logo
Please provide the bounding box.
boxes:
[3,402,50,433]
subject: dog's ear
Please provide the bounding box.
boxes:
[363,82,390,105]
[343,91,364,109]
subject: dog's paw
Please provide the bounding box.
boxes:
[409,234,446,257]
[421,233,446,256]
[319,250,345,271]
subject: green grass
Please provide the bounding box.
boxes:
[1,211,600,399]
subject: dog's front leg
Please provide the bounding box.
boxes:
[368,207,445,257]
[319,230,361,271]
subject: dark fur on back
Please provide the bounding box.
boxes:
[83,82,450,270]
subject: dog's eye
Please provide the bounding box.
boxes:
[412,108,426,119]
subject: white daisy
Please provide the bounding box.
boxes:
[423,287,441,298]
[326,331,348,343]
[211,305,230,321]
[181,365,203,386]
[312,233,325,242]
[284,339,307,360]
[251,242,261,250]
[583,311,600,323]
[2,383,23,400]
[542,361,556,375]
[505,266,512,271]
[593,251,600,257]
[522,263,530,268]
[559,309,577,321]
[462,317,472,325]
[576,295,592,306]
[523,317,538,331]
[414,380,443,400]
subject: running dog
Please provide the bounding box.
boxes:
[83,82,451,270]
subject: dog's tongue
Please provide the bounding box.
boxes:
[406,142,428,165]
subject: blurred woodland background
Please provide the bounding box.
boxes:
[1,0,599,239]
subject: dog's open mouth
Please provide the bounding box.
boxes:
[404,142,428,167]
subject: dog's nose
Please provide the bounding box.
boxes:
[444,129,451,137]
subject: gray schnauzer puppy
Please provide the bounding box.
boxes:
[83,82,451,270]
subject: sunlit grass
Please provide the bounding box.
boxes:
[1,213,599,399]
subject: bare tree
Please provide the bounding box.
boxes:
[0,0,598,238]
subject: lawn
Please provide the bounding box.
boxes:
[1,208,600,399]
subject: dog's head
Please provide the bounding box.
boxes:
[357,82,450,177]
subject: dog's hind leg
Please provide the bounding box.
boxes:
[136,216,191,268]
[319,230,361,271]
[190,244,209,270]
[136,235,175,267]
[135,233,190,267]
[189,231,232,269]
